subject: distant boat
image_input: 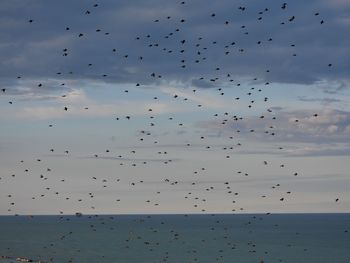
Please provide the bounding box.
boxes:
[75,212,83,217]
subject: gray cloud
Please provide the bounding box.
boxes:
[0,0,349,97]
[297,96,343,105]
[197,108,350,145]
[321,80,349,94]
[289,147,350,157]
[79,155,180,163]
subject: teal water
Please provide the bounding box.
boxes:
[0,214,349,263]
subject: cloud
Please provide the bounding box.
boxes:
[285,146,350,157]
[0,0,349,97]
[80,155,181,163]
[159,85,231,109]
[11,87,189,120]
[196,108,350,157]
[316,79,349,94]
[191,79,215,89]
[0,78,94,105]
[324,0,350,8]
[297,96,342,105]
[14,102,183,120]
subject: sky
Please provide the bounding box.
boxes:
[0,0,349,215]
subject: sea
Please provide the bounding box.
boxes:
[0,213,349,263]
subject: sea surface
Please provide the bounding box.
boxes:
[0,213,349,263]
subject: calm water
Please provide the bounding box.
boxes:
[0,214,349,263]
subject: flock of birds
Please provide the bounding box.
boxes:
[0,1,346,262]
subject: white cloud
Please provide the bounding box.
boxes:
[14,89,187,120]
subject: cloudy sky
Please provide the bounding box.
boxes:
[0,0,349,215]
